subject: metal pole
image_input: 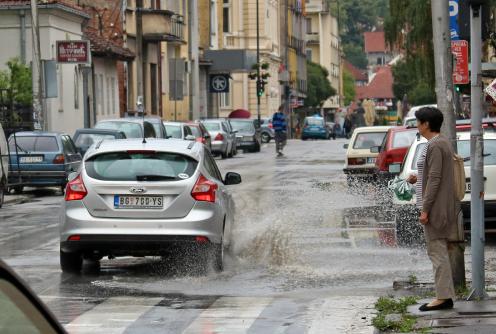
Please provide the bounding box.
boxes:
[469,2,486,300]
[136,0,144,112]
[188,0,200,121]
[431,0,466,290]
[30,0,43,130]
[256,0,261,126]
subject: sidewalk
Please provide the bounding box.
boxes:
[407,297,496,333]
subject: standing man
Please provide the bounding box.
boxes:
[407,107,459,311]
[272,105,288,157]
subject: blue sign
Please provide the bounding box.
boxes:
[209,74,230,93]
[449,0,460,40]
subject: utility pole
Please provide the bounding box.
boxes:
[136,0,144,113]
[430,0,466,289]
[284,0,291,138]
[256,0,261,126]
[30,0,43,130]
[468,0,486,301]
[188,0,200,121]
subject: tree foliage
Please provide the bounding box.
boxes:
[305,61,336,108]
[0,57,32,106]
[384,0,435,105]
[342,68,356,106]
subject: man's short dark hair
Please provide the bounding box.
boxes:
[415,107,443,132]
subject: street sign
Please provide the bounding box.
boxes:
[209,74,230,93]
[449,0,460,40]
[452,40,469,84]
[56,40,90,64]
[484,78,496,101]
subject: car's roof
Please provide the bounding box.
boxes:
[85,138,203,161]
[98,118,148,124]
[75,128,124,134]
[202,119,226,123]
[353,126,392,133]
[9,131,63,137]
[229,118,253,122]
[163,121,184,126]
[389,126,418,133]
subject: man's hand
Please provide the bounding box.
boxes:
[419,211,429,225]
[407,174,417,184]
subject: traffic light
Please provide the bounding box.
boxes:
[257,80,266,97]
[455,85,460,93]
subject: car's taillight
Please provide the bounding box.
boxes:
[65,175,87,201]
[348,158,366,165]
[191,174,218,203]
[196,137,203,143]
[215,133,224,141]
[53,154,65,164]
[269,123,273,129]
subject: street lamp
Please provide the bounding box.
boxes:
[256,0,261,126]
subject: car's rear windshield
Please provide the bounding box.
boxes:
[353,132,387,149]
[203,122,220,132]
[411,139,496,170]
[95,121,142,138]
[164,124,182,139]
[75,134,118,147]
[189,126,201,137]
[151,124,164,138]
[85,151,198,181]
[230,121,254,132]
[8,136,59,152]
[392,130,417,148]
[305,118,325,126]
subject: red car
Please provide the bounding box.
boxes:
[373,126,418,181]
[187,122,212,152]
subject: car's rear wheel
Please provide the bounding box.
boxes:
[60,249,83,273]
[11,186,23,194]
[261,133,271,143]
[221,150,228,159]
[0,184,5,209]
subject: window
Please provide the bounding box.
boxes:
[106,77,111,115]
[377,57,383,65]
[9,136,59,152]
[219,92,230,108]
[352,132,387,150]
[306,18,312,33]
[164,124,182,139]
[150,64,158,114]
[74,68,79,109]
[306,49,312,60]
[99,74,104,115]
[223,0,231,33]
[203,151,222,181]
[111,77,116,115]
[95,121,143,138]
[203,122,220,132]
[392,131,417,148]
[61,135,77,154]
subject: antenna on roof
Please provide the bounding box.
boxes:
[137,96,146,144]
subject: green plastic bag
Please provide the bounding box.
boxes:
[388,176,415,201]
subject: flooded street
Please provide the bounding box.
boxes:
[0,140,450,333]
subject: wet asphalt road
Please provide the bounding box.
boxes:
[0,139,449,333]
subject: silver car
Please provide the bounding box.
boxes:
[60,138,241,273]
[202,119,236,159]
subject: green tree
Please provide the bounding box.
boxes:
[343,44,368,69]
[0,57,32,106]
[305,61,336,108]
[343,68,356,106]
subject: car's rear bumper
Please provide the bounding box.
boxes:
[236,140,257,149]
[60,201,224,255]
[302,132,327,139]
[8,170,67,186]
[211,141,227,153]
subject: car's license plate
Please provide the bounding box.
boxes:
[114,195,163,209]
[367,157,376,164]
[465,182,471,193]
[19,156,43,163]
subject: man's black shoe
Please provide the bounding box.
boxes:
[418,299,454,312]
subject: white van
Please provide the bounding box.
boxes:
[403,104,437,127]
[0,123,8,207]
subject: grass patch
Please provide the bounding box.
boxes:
[372,296,419,332]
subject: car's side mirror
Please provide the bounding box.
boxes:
[224,172,242,185]
[185,135,196,141]
[370,146,381,153]
[343,143,349,149]
[388,163,402,174]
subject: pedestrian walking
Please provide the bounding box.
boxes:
[407,107,459,311]
[343,114,352,139]
[272,105,288,157]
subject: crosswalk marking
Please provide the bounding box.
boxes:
[182,297,273,334]
[65,297,162,334]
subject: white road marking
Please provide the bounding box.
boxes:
[182,297,273,334]
[64,297,162,334]
[306,296,376,334]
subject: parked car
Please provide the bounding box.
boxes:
[455,118,496,132]
[8,132,82,193]
[144,116,168,138]
[60,138,242,273]
[229,119,261,153]
[202,119,236,159]
[392,131,496,245]
[372,126,418,183]
[72,128,126,157]
[187,122,212,151]
[302,116,330,140]
[403,104,437,127]
[94,118,157,139]
[260,118,275,143]
[0,123,8,208]
[162,121,194,140]
[343,126,392,185]
[0,259,66,333]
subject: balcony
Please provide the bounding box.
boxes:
[306,32,319,44]
[305,0,330,13]
[126,9,185,43]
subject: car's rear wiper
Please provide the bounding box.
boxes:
[136,174,177,181]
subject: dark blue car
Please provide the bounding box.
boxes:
[8,132,82,192]
[301,116,330,140]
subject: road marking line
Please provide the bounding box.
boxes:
[182,297,273,334]
[64,297,162,334]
